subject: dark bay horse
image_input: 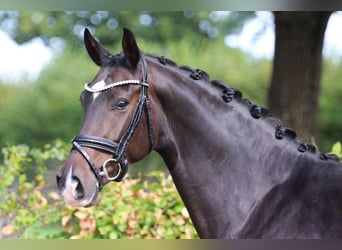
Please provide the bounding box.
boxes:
[56,28,342,238]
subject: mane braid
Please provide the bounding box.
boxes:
[151,54,339,162]
[218,81,340,162]
[148,54,177,67]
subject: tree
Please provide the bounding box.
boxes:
[0,11,255,47]
[268,11,333,142]
[1,11,336,146]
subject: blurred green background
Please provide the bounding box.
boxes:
[0,11,340,153]
[0,11,341,238]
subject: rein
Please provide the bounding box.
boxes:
[71,55,154,190]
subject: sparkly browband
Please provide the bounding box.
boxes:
[84,80,148,93]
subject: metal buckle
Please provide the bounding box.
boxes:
[100,158,122,181]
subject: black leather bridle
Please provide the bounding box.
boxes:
[71,55,154,191]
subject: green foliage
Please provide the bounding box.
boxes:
[330,141,342,159]
[0,11,255,46]
[0,142,198,239]
[319,59,342,151]
[0,46,96,147]
[0,140,68,237]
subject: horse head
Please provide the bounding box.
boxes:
[56,28,155,207]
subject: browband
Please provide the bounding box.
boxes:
[84,80,148,93]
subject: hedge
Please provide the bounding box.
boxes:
[0,141,197,239]
[1,141,341,239]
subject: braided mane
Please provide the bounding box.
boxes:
[147,54,339,162]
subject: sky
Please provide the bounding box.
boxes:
[225,11,342,60]
[1,11,342,83]
[0,29,53,83]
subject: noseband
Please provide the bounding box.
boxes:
[71,55,154,190]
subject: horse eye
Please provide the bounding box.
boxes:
[115,99,129,110]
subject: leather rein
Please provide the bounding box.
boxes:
[71,55,154,191]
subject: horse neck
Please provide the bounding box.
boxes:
[149,60,299,238]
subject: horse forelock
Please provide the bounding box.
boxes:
[101,52,140,70]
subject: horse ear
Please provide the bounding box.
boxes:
[122,27,140,69]
[84,28,112,66]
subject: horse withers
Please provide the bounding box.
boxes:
[57,28,342,238]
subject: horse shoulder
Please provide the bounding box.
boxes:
[236,159,342,238]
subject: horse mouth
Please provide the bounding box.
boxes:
[83,193,99,207]
[61,185,99,208]
[60,168,100,208]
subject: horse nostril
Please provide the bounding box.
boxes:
[56,172,64,191]
[72,176,85,200]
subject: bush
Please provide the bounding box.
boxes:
[0,141,198,239]
[1,141,341,239]
[330,141,342,159]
